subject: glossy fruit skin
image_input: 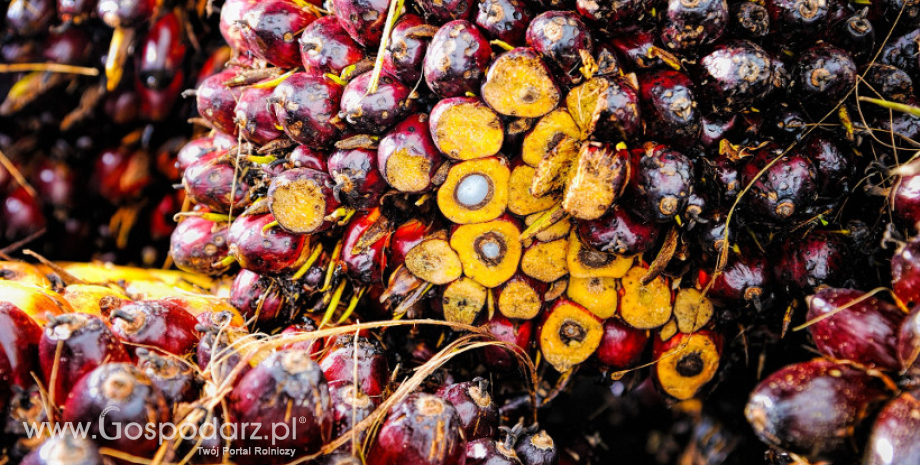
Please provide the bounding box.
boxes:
[239,0,317,68]
[576,0,652,29]
[229,213,310,275]
[333,0,389,47]
[197,324,250,386]
[698,247,771,305]
[731,1,770,38]
[109,300,200,357]
[299,15,365,75]
[271,72,345,147]
[320,336,389,396]
[698,40,775,113]
[834,9,875,63]
[577,205,660,256]
[236,86,285,146]
[875,97,920,153]
[740,143,818,224]
[378,113,443,193]
[766,108,809,142]
[515,430,558,465]
[390,218,435,268]
[341,208,389,284]
[195,69,243,136]
[0,302,41,389]
[862,64,914,104]
[596,317,648,370]
[96,0,154,27]
[31,158,75,212]
[659,0,729,51]
[609,30,669,70]
[384,14,433,83]
[230,269,288,326]
[880,29,920,79]
[482,313,533,371]
[807,288,903,370]
[899,306,920,378]
[229,350,333,457]
[62,363,170,455]
[802,134,852,197]
[436,378,499,440]
[893,239,920,304]
[793,44,857,108]
[137,11,185,91]
[526,11,592,83]
[590,76,642,142]
[20,435,106,465]
[466,439,523,465]
[424,20,492,98]
[367,393,467,465]
[416,0,475,23]
[289,145,329,171]
[329,147,389,210]
[137,348,198,406]
[6,0,55,36]
[864,391,920,465]
[279,318,325,357]
[220,0,257,51]
[328,380,378,444]
[39,313,129,406]
[2,186,45,242]
[182,152,253,213]
[774,231,849,294]
[43,28,93,65]
[764,0,835,46]
[169,216,231,276]
[745,359,888,461]
[340,71,417,134]
[637,70,700,149]
[476,0,532,45]
[628,143,695,222]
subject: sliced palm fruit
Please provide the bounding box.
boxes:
[654,330,722,400]
[405,238,464,285]
[430,96,505,160]
[539,299,603,372]
[566,232,633,279]
[531,136,580,197]
[673,288,715,334]
[450,218,523,288]
[440,277,488,325]
[521,108,581,167]
[482,47,561,118]
[508,164,556,216]
[61,284,130,317]
[566,76,607,133]
[521,239,569,283]
[562,142,629,221]
[620,265,673,329]
[0,261,53,288]
[496,273,545,320]
[0,280,72,324]
[524,212,572,242]
[567,276,618,319]
[268,168,340,234]
[437,157,510,224]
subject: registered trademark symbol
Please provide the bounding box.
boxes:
[299,417,306,424]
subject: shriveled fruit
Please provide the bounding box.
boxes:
[562,142,629,221]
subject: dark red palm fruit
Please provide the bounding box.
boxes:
[793,44,857,108]
[800,134,851,197]
[575,0,651,29]
[774,231,849,294]
[32,158,77,211]
[332,0,388,48]
[5,0,55,36]
[367,393,466,465]
[697,246,771,305]
[56,0,97,23]
[862,64,914,104]
[43,28,93,64]
[740,143,818,224]
[745,359,889,461]
[62,363,170,455]
[139,71,183,119]
[170,216,232,276]
[697,40,775,113]
[893,239,920,304]
[476,0,532,45]
[874,97,920,152]
[268,167,341,234]
[320,336,389,397]
[229,350,333,457]
[279,317,324,356]
[525,11,592,83]
[220,0,259,51]
[627,143,695,223]
[136,348,198,406]
[378,113,443,193]
[103,88,142,125]
[586,76,641,142]
[228,213,311,275]
[230,269,289,326]
[899,306,920,379]
[424,20,492,98]
[238,0,317,68]
[577,205,660,256]
[195,69,243,136]
[271,72,345,147]
[328,380,378,445]
[483,313,532,372]
[236,85,285,146]
[20,435,106,465]
[730,1,770,38]
[864,391,920,465]
[328,147,389,210]
[415,0,475,23]
[0,302,41,389]
[879,28,920,78]
[466,437,523,465]
[766,107,809,142]
[637,70,700,150]
[39,313,128,406]
[96,0,154,27]
[299,15,365,75]
[596,317,648,370]
[390,218,436,268]
[93,147,151,203]
[342,208,391,285]
[196,323,251,385]
[182,151,253,213]
[698,113,737,148]
[150,193,179,240]
[384,14,435,84]
[659,0,728,52]
[340,71,417,134]
[2,186,45,242]
[137,11,185,90]
[833,9,875,63]
[763,0,835,46]
[807,288,903,370]
[436,378,499,440]
[608,30,673,70]
[109,300,200,357]
[290,145,328,171]
[515,430,558,465]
